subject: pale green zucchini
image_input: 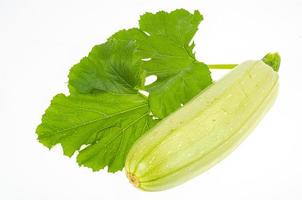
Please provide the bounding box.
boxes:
[125,54,280,191]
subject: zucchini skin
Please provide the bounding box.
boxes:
[125,60,279,191]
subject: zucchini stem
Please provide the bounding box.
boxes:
[262,52,281,72]
[208,52,281,72]
[208,64,237,70]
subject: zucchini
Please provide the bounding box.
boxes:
[125,54,280,191]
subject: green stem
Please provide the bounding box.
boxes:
[208,64,237,70]
[262,52,281,72]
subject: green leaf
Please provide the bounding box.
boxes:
[68,39,145,94]
[138,9,212,118]
[109,28,147,43]
[37,9,215,173]
[139,9,203,52]
[36,93,155,172]
[147,62,212,118]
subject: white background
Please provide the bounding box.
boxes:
[1,0,302,199]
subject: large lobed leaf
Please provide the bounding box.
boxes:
[138,9,212,118]
[68,39,145,94]
[109,10,213,118]
[37,93,155,172]
[36,9,213,172]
